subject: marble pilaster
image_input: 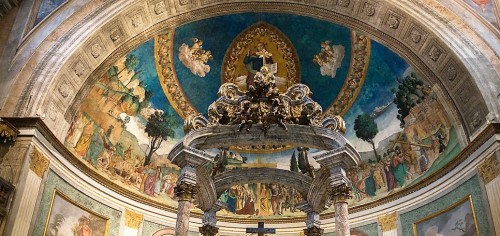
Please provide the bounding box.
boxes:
[378,212,398,236]
[478,153,500,235]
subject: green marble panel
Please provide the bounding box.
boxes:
[32,170,122,236]
[400,175,491,235]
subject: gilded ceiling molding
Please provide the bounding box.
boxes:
[155,31,198,119]
[29,147,49,178]
[478,154,499,184]
[324,31,370,116]
[124,208,144,229]
[378,212,398,232]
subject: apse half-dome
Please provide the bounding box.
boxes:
[64,13,461,220]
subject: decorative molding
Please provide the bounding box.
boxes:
[124,209,143,229]
[478,154,499,184]
[0,118,19,143]
[378,212,397,232]
[29,148,49,178]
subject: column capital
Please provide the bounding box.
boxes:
[199,224,219,236]
[174,182,198,202]
[331,182,353,203]
[303,226,324,236]
[124,209,143,229]
[329,168,353,203]
[478,154,499,184]
[378,212,398,232]
[29,148,49,178]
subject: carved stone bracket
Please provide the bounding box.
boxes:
[378,212,398,232]
[478,154,499,184]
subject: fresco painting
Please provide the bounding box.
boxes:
[463,0,499,29]
[65,13,462,219]
[413,195,479,236]
[35,0,68,25]
[44,191,108,236]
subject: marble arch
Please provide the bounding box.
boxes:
[0,0,500,235]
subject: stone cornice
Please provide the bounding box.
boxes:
[2,118,499,224]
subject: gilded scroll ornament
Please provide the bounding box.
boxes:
[478,155,499,184]
[30,148,49,178]
[184,65,345,136]
[378,212,397,232]
[124,209,143,229]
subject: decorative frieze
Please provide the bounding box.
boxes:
[403,23,428,51]
[29,148,49,178]
[423,39,447,67]
[478,155,499,184]
[124,209,143,229]
[104,20,128,46]
[85,35,107,63]
[378,212,398,232]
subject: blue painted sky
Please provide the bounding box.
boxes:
[125,13,412,152]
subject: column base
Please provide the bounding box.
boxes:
[199,224,219,236]
[303,226,324,236]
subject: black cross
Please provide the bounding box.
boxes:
[246,222,276,236]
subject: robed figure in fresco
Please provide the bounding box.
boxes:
[244,42,274,90]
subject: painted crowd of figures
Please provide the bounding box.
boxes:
[66,113,180,199]
[348,131,449,201]
[220,183,303,216]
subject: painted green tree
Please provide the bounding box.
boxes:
[144,110,176,166]
[392,72,427,127]
[354,113,380,161]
